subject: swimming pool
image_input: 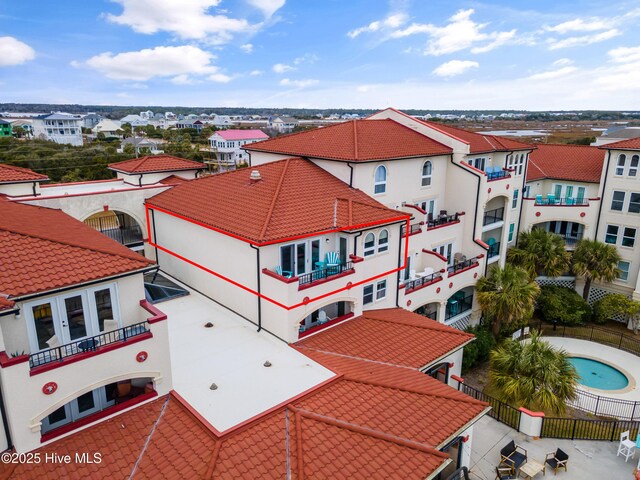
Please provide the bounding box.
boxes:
[568,357,629,390]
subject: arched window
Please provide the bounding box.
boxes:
[421,161,432,187]
[374,165,387,194]
[378,229,389,252]
[630,155,639,177]
[364,233,376,256]
[616,154,627,175]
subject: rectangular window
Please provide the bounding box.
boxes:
[554,184,562,199]
[618,261,630,281]
[577,187,586,203]
[630,155,639,177]
[611,191,625,211]
[508,223,515,242]
[363,284,374,305]
[376,280,387,300]
[629,193,640,213]
[512,189,519,209]
[622,227,637,248]
[605,225,619,244]
[565,185,574,199]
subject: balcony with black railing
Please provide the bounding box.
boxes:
[297,262,355,287]
[483,207,504,226]
[486,169,510,181]
[559,232,583,247]
[84,213,144,247]
[447,256,481,276]
[534,196,589,206]
[29,321,150,369]
[401,223,422,237]
[445,294,473,321]
[427,212,459,229]
[487,241,500,259]
[402,270,443,294]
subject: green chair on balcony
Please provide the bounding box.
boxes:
[275,266,293,278]
[325,251,341,275]
[535,194,544,205]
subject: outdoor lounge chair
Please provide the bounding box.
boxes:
[544,448,568,475]
[535,194,544,205]
[500,440,527,470]
[495,465,516,480]
[275,266,293,278]
[324,251,341,275]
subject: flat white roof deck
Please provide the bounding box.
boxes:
[34,178,166,197]
[159,278,335,433]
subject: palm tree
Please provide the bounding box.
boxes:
[489,331,578,414]
[572,239,621,301]
[476,264,540,338]
[507,229,570,279]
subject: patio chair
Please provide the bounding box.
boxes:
[325,251,341,275]
[275,266,293,278]
[500,440,527,470]
[317,310,328,324]
[544,448,568,475]
[535,194,544,205]
[495,465,516,480]
[618,430,636,462]
[547,193,557,205]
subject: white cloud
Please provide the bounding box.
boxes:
[105,0,253,45]
[0,36,35,66]
[170,74,197,85]
[608,45,640,63]
[240,43,254,53]
[347,13,408,38]
[552,58,573,66]
[548,29,620,50]
[545,18,613,34]
[272,63,295,73]
[79,45,220,81]
[527,66,577,80]
[279,78,318,88]
[246,0,286,17]
[293,53,318,65]
[470,30,516,53]
[208,72,233,83]
[433,59,479,77]
[249,69,264,76]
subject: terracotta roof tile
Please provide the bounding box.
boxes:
[0,296,15,311]
[158,175,190,186]
[0,200,152,298]
[109,155,205,174]
[295,308,474,369]
[0,164,48,184]
[422,122,533,154]
[245,119,453,161]
[527,144,604,183]
[147,157,408,244]
[601,138,640,150]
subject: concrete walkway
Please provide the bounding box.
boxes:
[469,416,638,479]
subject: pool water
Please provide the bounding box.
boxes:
[568,357,629,390]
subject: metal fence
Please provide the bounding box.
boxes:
[447,257,480,275]
[458,383,521,430]
[84,212,143,246]
[482,207,504,226]
[541,417,640,441]
[403,271,442,292]
[298,262,354,286]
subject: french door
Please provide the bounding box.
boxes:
[280,239,322,275]
[41,386,116,433]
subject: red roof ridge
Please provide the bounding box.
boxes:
[295,344,419,371]
[528,157,548,179]
[379,108,470,145]
[353,120,359,159]
[291,406,449,457]
[259,158,291,239]
[363,309,474,337]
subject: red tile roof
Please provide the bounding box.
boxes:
[108,155,205,174]
[0,296,15,312]
[213,129,269,141]
[147,157,408,244]
[527,144,604,183]
[245,119,453,161]
[0,164,48,184]
[158,175,190,186]
[0,199,152,298]
[295,308,475,369]
[601,138,640,150]
[423,122,533,154]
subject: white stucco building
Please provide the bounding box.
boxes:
[208,129,269,165]
[32,113,83,146]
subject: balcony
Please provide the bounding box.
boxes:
[534,196,589,206]
[483,207,504,226]
[447,256,481,276]
[487,241,501,259]
[264,262,356,289]
[84,212,144,247]
[29,321,151,369]
[559,233,583,248]
[445,294,473,322]
[402,270,444,294]
[427,212,460,230]
[486,168,510,181]
[401,223,423,237]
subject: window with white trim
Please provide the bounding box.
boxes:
[364,233,376,256]
[622,227,637,248]
[374,165,387,194]
[508,223,515,242]
[421,161,432,187]
[630,155,639,177]
[616,154,626,175]
[376,280,387,300]
[629,193,640,214]
[618,261,630,281]
[605,225,619,244]
[363,284,374,305]
[512,189,519,209]
[611,191,625,211]
[378,229,389,252]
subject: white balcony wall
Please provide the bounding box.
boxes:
[116,169,200,186]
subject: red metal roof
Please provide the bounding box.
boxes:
[213,129,269,141]
[245,119,453,161]
[147,157,408,244]
[295,308,475,369]
[527,144,604,183]
[0,199,152,298]
[108,155,205,174]
[601,138,640,151]
[0,164,48,184]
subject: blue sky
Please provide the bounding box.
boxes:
[1,0,640,110]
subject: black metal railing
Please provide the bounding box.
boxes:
[427,213,459,229]
[541,417,640,441]
[487,241,500,258]
[29,321,150,368]
[401,223,422,236]
[445,295,473,321]
[458,383,521,430]
[534,197,589,206]
[298,262,354,286]
[403,271,442,292]
[447,257,480,275]
[483,207,504,226]
[486,170,509,181]
[84,213,143,246]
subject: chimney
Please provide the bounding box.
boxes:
[249,169,262,183]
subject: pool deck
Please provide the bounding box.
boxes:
[469,415,638,479]
[544,337,640,403]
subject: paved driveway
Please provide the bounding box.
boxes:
[469,416,637,479]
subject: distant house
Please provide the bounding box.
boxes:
[120,114,148,127]
[140,110,154,120]
[82,112,103,129]
[267,115,299,133]
[175,119,204,132]
[593,126,640,146]
[0,119,12,137]
[208,129,269,164]
[9,119,33,137]
[32,112,83,146]
[117,137,165,155]
[92,119,122,137]
[210,115,234,129]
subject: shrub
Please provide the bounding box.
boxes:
[593,294,640,326]
[538,285,591,325]
[462,325,496,373]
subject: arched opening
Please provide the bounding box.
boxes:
[533,221,584,249]
[83,210,144,250]
[298,301,354,338]
[414,302,439,321]
[445,286,474,329]
[41,377,155,436]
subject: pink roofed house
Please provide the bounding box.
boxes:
[208,129,269,165]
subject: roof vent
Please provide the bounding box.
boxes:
[263,361,272,367]
[204,322,214,328]
[210,383,218,390]
[249,170,262,183]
